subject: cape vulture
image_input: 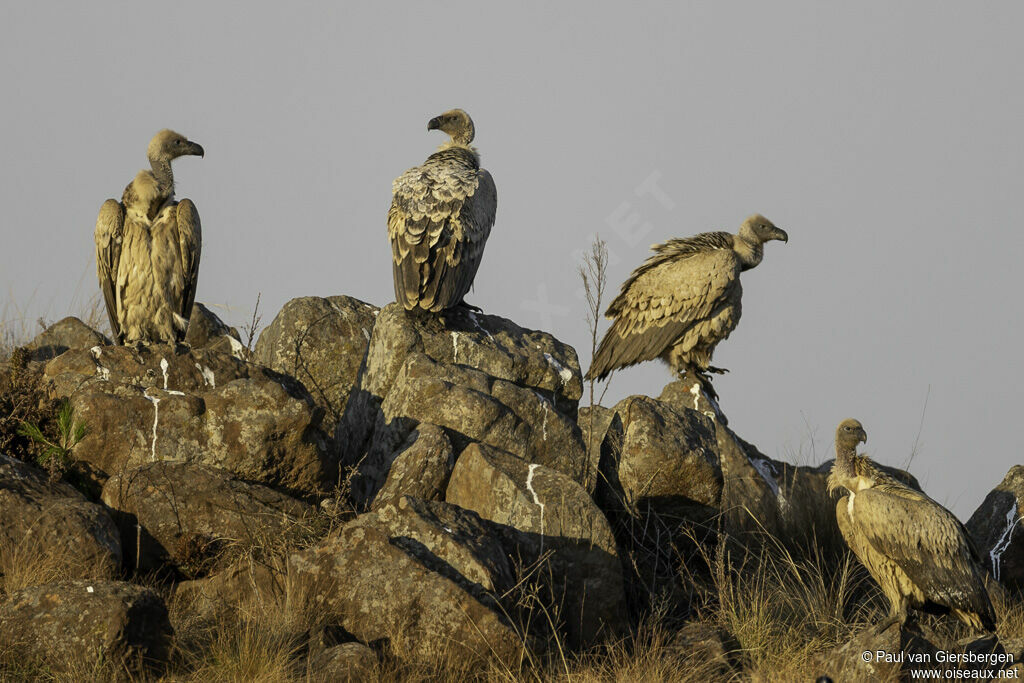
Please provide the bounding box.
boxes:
[585,215,787,386]
[828,418,995,632]
[388,109,497,312]
[95,129,204,344]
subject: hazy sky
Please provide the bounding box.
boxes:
[2,3,1022,519]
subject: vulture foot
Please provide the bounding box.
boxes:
[455,300,483,313]
[705,365,730,375]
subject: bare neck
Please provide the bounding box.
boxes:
[149,157,174,193]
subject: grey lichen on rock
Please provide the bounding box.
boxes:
[255,295,379,432]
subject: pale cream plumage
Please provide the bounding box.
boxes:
[95,129,204,344]
[586,215,787,382]
[828,419,995,632]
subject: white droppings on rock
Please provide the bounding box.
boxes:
[750,456,780,497]
[160,357,170,390]
[526,463,546,544]
[166,390,185,396]
[86,585,94,594]
[533,391,550,441]
[467,311,495,342]
[195,363,216,388]
[143,390,161,461]
[991,502,1020,582]
[543,353,573,386]
[227,336,246,359]
[89,346,102,359]
[451,332,461,363]
[96,365,110,382]
[689,382,702,411]
[362,327,370,341]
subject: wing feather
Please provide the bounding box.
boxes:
[176,199,201,339]
[853,487,994,627]
[587,245,741,380]
[388,149,494,311]
[95,199,125,343]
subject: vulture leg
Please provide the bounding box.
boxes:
[705,365,730,374]
[455,299,483,313]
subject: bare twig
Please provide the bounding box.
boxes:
[578,235,611,464]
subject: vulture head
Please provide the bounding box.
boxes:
[836,418,868,451]
[740,214,788,245]
[427,109,475,145]
[147,129,205,163]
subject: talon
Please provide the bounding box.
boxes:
[706,366,730,375]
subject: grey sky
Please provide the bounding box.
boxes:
[2,3,1021,519]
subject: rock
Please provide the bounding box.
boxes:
[596,395,721,523]
[0,454,121,582]
[340,304,587,506]
[102,461,314,573]
[289,496,525,666]
[820,622,939,680]
[968,466,1024,589]
[255,296,379,430]
[446,443,626,647]
[716,424,784,542]
[25,316,110,362]
[666,623,734,677]
[576,405,616,493]
[308,642,380,683]
[658,376,727,425]
[371,423,454,511]
[174,556,285,620]
[42,343,335,495]
[184,302,242,352]
[0,580,172,672]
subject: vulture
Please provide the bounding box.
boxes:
[387,109,497,312]
[95,129,204,344]
[585,215,787,384]
[828,418,996,632]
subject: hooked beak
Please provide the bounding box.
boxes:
[186,141,205,158]
[771,227,789,243]
[859,429,867,445]
[427,116,441,131]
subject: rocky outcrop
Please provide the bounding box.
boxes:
[446,443,627,648]
[289,496,525,666]
[255,295,379,431]
[0,453,121,580]
[968,466,1024,589]
[42,343,335,495]
[0,580,172,672]
[174,555,285,620]
[102,461,313,573]
[371,423,454,511]
[339,304,587,507]
[25,316,110,363]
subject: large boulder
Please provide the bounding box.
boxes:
[0,454,121,582]
[595,395,721,524]
[41,343,335,495]
[339,304,587,507]
[371,422,454,511]
[255,295,379,431]
[968,466,1024,588]
[446,443,626,647]
[102,461,314,573]
[0,580,172,672]
[289,496,525,666]
[24,316,110,363]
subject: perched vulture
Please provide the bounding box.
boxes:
[95,129,204,344]
[387,109,497,312]
[828,418,996,632]
[585,215,787,382]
